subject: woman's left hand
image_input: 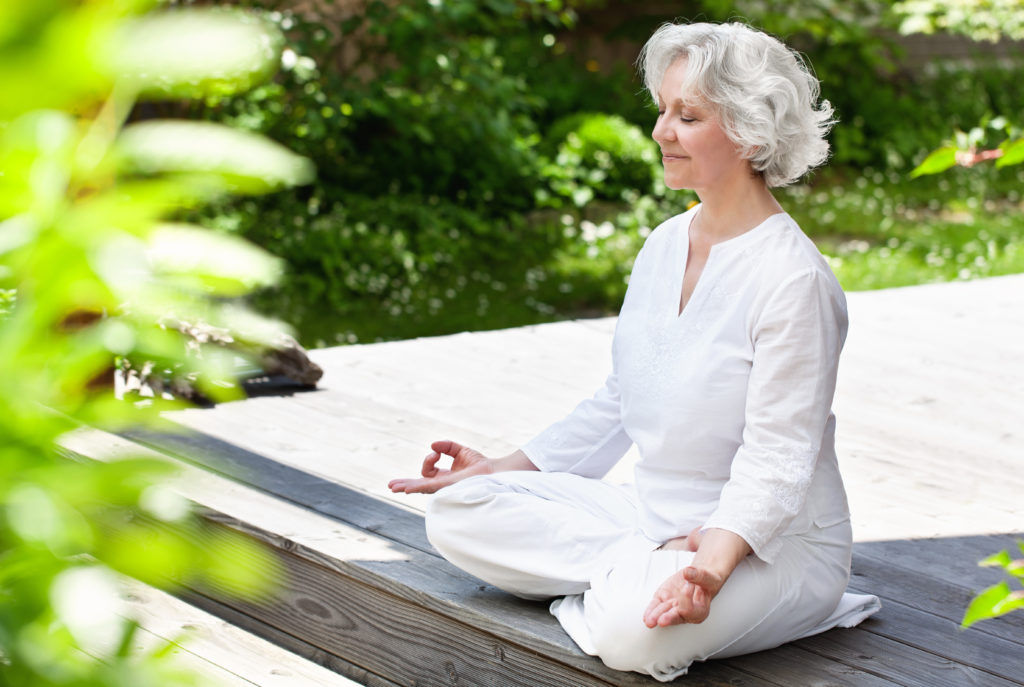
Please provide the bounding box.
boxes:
[643,565,726,627]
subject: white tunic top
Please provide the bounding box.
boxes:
[521,206,852,564]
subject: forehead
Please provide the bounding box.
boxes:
[655,58,706,107]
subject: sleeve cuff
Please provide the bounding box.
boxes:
[701,519,784,565]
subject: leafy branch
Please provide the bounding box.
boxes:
[962,542,1024,628]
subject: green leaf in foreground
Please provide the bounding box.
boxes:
[910,146,957,177]
[116,120,316,192]
[996,138,1024,168]
[962,581,1013,627]
[108,8,284,99]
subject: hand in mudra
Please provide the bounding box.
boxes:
[388,440,493,494]
[643,564,725,628]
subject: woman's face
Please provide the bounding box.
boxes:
[652,58,750,192]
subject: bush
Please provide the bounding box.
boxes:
[0,3,308,684]
[539,112,662,207]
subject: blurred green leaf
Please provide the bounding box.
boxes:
[108,8,285,99]
[996,138,1024,168]
[116,120,315,192]
[910,146,957,177]
[147,223,282,296]
[979,550,1013,568]
[962,581,1012,627]
[0,1,313,683]
[0,110,77,220]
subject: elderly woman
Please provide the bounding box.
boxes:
[389,21,880,681]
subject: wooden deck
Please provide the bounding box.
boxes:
[63,273,1024,686]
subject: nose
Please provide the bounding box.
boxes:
[652,114,674,144]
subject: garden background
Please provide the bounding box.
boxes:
[181,0,1024,345]
[2,1,1023,685]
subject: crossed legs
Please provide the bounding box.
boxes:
[426,471,852,682]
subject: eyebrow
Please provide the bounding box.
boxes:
[657,95,702,112]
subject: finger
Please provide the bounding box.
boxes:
[390,471,451,494]
[421,451,441,477]
[683,565,714,590]
[430,439,468,457]
[686,526,702,552]
[657,609,685,626]
[644,599,675,628]
[643,593,666,620]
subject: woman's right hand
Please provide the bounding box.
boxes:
[387,440,495,494]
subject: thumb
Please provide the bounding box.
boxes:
[683,566,713,588]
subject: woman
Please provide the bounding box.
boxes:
[389,21,880,682]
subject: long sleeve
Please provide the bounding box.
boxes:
[520,365,633,478]
[703,267,847,564]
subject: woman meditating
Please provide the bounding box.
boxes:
[389,21,880,681]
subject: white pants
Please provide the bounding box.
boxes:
[426,471,881,682]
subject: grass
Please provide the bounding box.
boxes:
[783,165,1024,292]
[254,163,1024,347]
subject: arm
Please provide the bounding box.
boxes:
[644,267,846,626]
[702,267,847,564]
[388,367,630,494]
[388,441,538,494]
[644,528,751,627]
[520,367,632,478]
[391,238,655,493]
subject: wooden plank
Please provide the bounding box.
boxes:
[118,423,1024,685]
[121,427,437,554]
[724,644,902,687]
[116,622,256,687]
[195,519,774,687]
[850,551,1024,645]
[64,427,801,687]
[60,428,660,686]
[178,590,403,687]
[841,586,1024,682]
[120,578,362,686]
[854,534,1024,593]
[795,627,1023,687]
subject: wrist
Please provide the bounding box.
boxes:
[492,450,539,473]
[691,528,752,581]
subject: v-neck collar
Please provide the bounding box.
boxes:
[673,209,788,320]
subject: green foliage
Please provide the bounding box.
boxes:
[0,0,311,683]
[894,0,1024,42]
[181,0,1024,345]
[912,117,1024,177]
[962,542,1024,628]
[539,113,662,207]
[185,0,646,343]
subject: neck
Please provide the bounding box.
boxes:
[692,172,783,244]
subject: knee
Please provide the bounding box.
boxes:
[588,600,695,678]
[588,599,652,671]
[584,563,699,680]
[424,477,496,558]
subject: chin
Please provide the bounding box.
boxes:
[663,178,691,191]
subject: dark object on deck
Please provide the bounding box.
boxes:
[120,319,323,406]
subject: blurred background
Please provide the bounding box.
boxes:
[169,0,1024,346]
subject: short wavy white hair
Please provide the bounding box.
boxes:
[638,22,836,187]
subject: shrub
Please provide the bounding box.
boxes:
[539,112,662,207]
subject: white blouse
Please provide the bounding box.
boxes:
[521,206,852,564]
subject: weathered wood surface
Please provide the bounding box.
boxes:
[118,577,360,687]
[61,273,1024,686]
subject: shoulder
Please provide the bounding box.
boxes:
[754,214,843,298]
[748,215,847,329]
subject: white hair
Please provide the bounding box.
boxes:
[638,22,836,187]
